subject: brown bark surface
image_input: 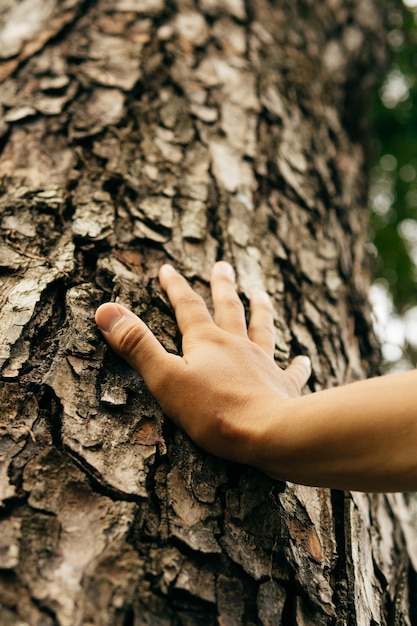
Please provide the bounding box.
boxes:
[1,0,417,624]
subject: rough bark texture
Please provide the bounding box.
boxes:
[1,0,417,624]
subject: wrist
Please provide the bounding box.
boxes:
[245,394,299,481]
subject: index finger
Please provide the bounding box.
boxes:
[159,265,213,338]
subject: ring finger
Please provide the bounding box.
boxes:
[210,262,247,336]
[248,290,275,359]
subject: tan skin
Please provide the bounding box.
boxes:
[95,261,417,493]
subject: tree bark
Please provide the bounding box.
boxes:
[1,0,416,624]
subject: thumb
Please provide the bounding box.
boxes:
[95,303,177,394]
[284,355,311,394]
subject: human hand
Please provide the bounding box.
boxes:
[95,262,311,470]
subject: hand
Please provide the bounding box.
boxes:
[95,262,311,471]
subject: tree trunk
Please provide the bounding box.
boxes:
[1,0,416,624]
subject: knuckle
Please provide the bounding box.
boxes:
[220,293,243,311]
[177,292,203,307]
[259,320,274,333]
[117,323,148,357]
[251,322,274,339]
[285,379,300,398]
[286,365,304,395]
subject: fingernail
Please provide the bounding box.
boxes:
[160,264,177,278]
[95,304,123,333]
[215,261,235,280]
[251,290,271,305]
[298,355,311,368]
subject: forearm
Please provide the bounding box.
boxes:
[258,370,417,492]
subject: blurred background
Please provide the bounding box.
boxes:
[370,0,417,370]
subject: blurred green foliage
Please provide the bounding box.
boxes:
[371,0,417,314]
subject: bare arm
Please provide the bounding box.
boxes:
[258,371,417,491]
[95,262,417,492]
